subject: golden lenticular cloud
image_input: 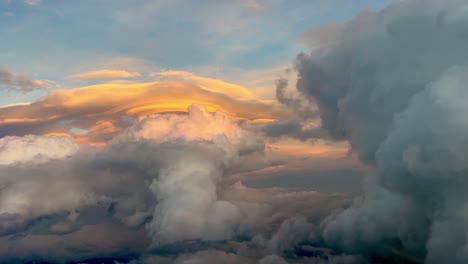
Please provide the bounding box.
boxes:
[153,70,256,99]
[0,81,289,145]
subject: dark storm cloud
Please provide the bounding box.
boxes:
[262,119,324,141]
[289,0,468,263]
[261,78,323,141]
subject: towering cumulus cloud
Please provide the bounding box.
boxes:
[289,0,468,262]
[114,104,264,244]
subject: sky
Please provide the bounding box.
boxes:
[2,0,468,264]
[0,0,390,105]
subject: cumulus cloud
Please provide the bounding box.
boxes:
[261,73,323,141]
[0,135,101,236]
[0,135,79,165]
[0,67,46,94]
[287,0,468,262]
[0,104,319,263]
[0,104,354,263]
[113,105,264,244]
[298,23,344,50]
[68,70,142,83]
[263,119,324,141]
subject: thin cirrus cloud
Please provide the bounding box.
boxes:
[68,69,142,83]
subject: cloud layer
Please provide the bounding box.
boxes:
[0,104,349,263]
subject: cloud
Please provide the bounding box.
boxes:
[173,250,252,264]
[152,70,256,99]
[0,135,78,165]
[0,67,47,94]
[23,0,40,6]
[258,255,289,264]
[0,135,101,235]
[261,75,323,141]
[0,224,148,263]
[298,23,345,49]
[255,217,315,255]
[0,107,354,263]
[263,119,323,141]
[241,0,267,12]
[68,70,142,83]
[114,105,265,245]
[0,81,288,145]
[287,0,468,262]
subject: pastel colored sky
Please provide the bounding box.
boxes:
[0,0,390,106]
[2,1,466,263]
[0,0,391,160]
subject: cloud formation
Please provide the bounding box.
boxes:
[152,70,256,99]
[0,67,46,94]
[0,81,288,145]
[118,104,264,244]
[0,104,356,263]
[0,135,78,165]
[68,70,142,83]
[289,0,468,263]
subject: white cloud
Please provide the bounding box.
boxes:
[0,135,78,166]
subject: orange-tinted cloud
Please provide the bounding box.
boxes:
[68,70,142,83]
[266,139,349,159]
[152,70,255,99]
[0,67,47,93]
[0,81,290,145]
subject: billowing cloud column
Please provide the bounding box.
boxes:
[115,104,264,244]
[289,0,468,262]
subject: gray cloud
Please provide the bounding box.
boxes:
[261,77,324,141]
[262,119,324,141]
[290,0,468,263]
[258,255,289,264]
[0,67,46,94]
[298,22,345,50]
